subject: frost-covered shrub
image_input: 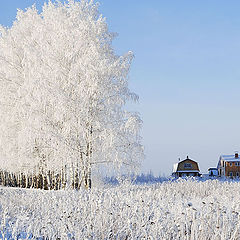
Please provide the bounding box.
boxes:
[1,179,240,239]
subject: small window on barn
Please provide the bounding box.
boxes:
[235,162,239,166]
[184,163,192,168]
[229,172,233,177]
[236,172,239,177]
[229,162,232,167]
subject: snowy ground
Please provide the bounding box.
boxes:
[0,179,240,239]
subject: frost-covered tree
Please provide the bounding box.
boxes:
[0,0,143,189]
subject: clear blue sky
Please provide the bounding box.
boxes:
[1,0,240,175]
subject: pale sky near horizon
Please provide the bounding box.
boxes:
[1,0,240,176]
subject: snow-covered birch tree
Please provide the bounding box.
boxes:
[0,0,143,189]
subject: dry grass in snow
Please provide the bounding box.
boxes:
[0,179,240,239]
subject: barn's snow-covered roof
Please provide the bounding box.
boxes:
[220,155,240,162]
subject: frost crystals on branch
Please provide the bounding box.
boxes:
[0,0,143,189]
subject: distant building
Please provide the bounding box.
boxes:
[208,168,218,177]
[218,152,240,178]
[172,156,200,177]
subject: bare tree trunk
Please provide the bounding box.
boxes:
[88,168,92,189]
[0,170,3,186]
[83,166,92,189]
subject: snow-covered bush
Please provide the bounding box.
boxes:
[1,179,240,239]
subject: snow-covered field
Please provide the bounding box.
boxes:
[1,179,240,239]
